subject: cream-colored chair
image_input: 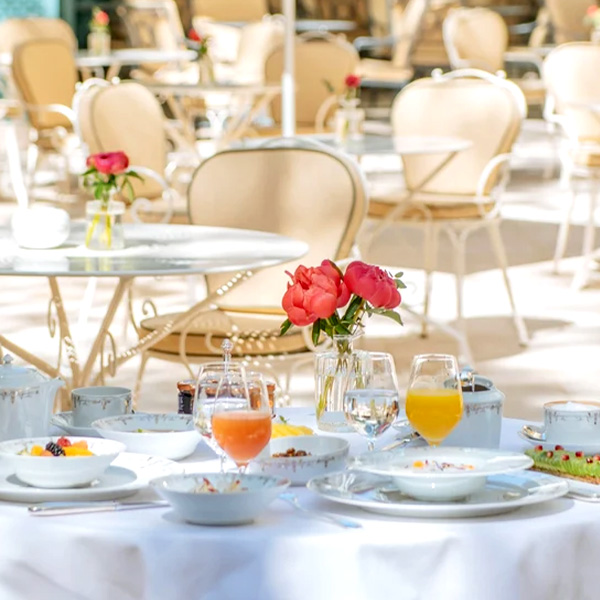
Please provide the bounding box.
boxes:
[367,69,528,345]
[443,7,545,110]
[263,35,359,134]
[543,42,600,289]
[545,0,593,44]
[0,17,77,54]
[75,80,198,222]
[191,0,269,22]
[354,0,430,88]
[135,140,368,397]
[11,39,80,193]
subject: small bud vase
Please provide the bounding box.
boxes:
[592,27,600,44]
[85,198,125,251]
[334,98,365,144]
[197,54,215,84]
[87,30,111,56]
[315,334,365,432]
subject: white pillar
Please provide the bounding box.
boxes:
[281,0,296,137]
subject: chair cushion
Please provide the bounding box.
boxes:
[369,189,495,220]
[140,309,308,357]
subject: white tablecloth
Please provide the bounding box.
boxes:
[0,409,597,600]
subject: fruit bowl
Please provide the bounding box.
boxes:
[92,413,200,460]
[0,436,125,488]
[150,472,290,525]
[249,435,349,486]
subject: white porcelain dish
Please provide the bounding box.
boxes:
[0,453,181,502]
[151,472,290,525]
[93,413,200,460]
[0,436,125,488]
[249,435,349,486]
[351,447,533,501]
[307,470,568,518]
[520,424,600,454]
[51,411,101,437]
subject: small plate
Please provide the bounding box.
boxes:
[351,447,533,501]
[307,470,569,518]
[519,424,600,454]
[51,412,99,437]
[0,453,182,503]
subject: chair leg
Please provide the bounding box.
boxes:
[26,142,39,194]
[133,352,150,410]
[571,181,599,291]
[487,222,529,346]
[553,181,577,274]
[421,222,439,338]
[446,228,467,337]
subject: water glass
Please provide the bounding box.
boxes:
[343,353,400,451]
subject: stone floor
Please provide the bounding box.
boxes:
[1,119,600,422]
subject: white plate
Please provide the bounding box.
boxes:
[50,412,100,437]
[519,424,600,454]
[351,447,533,501]
[0,453,182,503]
[307,470,569,518]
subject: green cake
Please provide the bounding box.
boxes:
[526,446,600,484]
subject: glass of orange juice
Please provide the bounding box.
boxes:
[405,354,463,447]
[210,370,272,472]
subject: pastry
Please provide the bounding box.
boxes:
[526,446,600,484]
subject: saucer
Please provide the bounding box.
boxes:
[307,470,568,518]
[519,423,600,454]
[0,453,182,503]
[51,411,99,437]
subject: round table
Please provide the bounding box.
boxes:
[0,223,308,389]
[0,408,596,600]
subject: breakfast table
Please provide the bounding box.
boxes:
[0,222,308,396]
[0,407,596,600]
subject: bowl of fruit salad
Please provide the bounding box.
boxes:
[0,436,126,488]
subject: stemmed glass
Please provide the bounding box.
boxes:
[211,370,272,472]
[343,352,400,452]
[405,353,463,447]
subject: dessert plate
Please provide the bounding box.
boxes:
[307,470,568,518]
[0,453,182,503]
[519,424,600,454]
[351,446,533,501]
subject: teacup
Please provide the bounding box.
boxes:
[543,401,600,445]
[71,386,132,428]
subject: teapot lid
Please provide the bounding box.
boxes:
[0,354,48,389]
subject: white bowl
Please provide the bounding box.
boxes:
[150,473,290,525]
[92,413,201,460]
[0,436,125,488]
[351,447,533,502]
[249,435,349,486]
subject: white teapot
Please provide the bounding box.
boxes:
[0,354,64,441]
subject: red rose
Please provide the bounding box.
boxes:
[345,74,361,89]
[282,262,347,327]
[344,261,401,310]
[188,27,201,42]
[587,5,598,15]
[94,10,109,26]
[86,151,129,175]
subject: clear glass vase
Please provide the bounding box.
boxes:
[87,30,111,56]
[315,334,364,432]
[197,55,215,84]
[334,98,365,144]
[85,199,125,251]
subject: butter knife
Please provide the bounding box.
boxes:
[28,500,168,516]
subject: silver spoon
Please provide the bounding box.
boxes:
[522,424,545,441]
[279,492,362,529]
[382,431,421,452]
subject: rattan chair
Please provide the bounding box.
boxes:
[367,69,528,346]
[135,140,368,399]
[543,42,600,289]
[443,7,545,110]
[262,34,359,134]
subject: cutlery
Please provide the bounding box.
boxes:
[279,492,362,529]
[566,491,600,503]
[522,425,544,441]
[382,431,421,452]
[28,500,168,516]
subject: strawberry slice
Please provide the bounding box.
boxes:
[56,436,71,448]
